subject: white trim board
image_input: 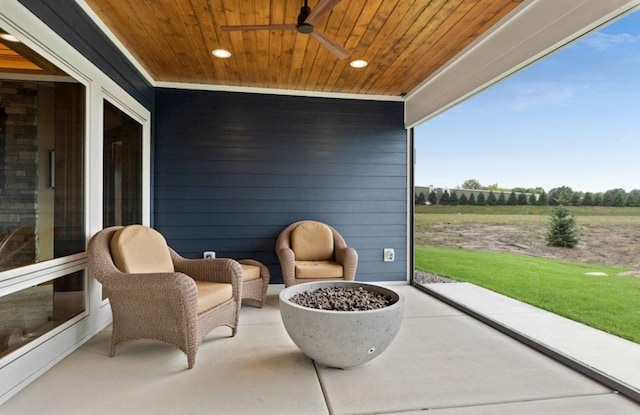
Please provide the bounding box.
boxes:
[75,0,155,86]
[155,81,404,102]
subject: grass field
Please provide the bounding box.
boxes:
[415,246,640,343]
[415,213,640,226]
[414,205,640,343]
[415,205,640,216]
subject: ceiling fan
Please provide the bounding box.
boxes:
[220,0,350,60]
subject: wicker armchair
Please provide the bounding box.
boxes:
[87,225,243,369]
[275,220,358,287]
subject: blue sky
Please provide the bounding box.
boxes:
[414,9,640,193]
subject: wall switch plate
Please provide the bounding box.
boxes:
[203,251,216,259]
[383,248,395,262]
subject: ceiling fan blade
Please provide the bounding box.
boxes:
[305,0,343,25]
[310,31,350,60]
[221,24,297,32]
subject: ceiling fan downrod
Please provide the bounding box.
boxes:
[297,0,313,34]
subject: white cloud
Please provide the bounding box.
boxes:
[581,32,640,51]
[502,82,587,111]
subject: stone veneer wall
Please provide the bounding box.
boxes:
[0,81,38,270]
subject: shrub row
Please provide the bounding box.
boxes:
[415,188,640,207]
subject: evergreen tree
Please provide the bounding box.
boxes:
[625,193,636,207]
[507,191,517,205]
[546,206,579,248]
[629,190,640,207]
[497,191,506,205]
[476,192,487,205]
[602,191,614,206]
[548,186,574,206]
[537,191,548,206]
[528,194,537,206]
[440,190,450,205]
[468,193,476,205]
[614,192,625,207]
[458,193,468,205]
[570,192,581,206]
[428,190,437,206]
[450,191,459,205]
[603,188,625,206]
[593,193,603,206]
[486,191,497,205]
[415,192,426,205]
[517,193,528,205]
[581,192,593,206]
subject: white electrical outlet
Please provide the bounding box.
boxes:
[203,251,216,259]
[383,248,395,262]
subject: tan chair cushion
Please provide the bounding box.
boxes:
[194,281,232,313]
[240,264,261,281]
[295,260,344,279]
[291,221,334,261]
[110,225,174,273]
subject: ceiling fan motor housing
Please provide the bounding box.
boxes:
[297,5,313,33]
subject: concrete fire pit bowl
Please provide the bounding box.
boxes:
[279,281,405,369]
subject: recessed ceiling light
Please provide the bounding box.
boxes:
[0,33,20,43]
[349,59,368,69]
[212,49,232,59]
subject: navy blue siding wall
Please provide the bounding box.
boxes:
[154,89,407,283]
[19,0,154,111]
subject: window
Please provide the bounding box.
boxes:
[0,270,85,358]
[0,27,86,358]
[0,79,85,272]
[103,101,142,228]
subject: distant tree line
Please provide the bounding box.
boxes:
[415,189,540,206]
[415,180,640,207]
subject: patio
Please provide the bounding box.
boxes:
[3,284,639,414]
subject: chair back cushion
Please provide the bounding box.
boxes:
[110,225,174,273]
[291,221,334,261]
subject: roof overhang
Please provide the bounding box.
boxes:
[405,0,640,128]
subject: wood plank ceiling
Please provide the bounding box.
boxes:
[85,0,523,96]
[0,32,66,76]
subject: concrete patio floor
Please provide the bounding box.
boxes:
[2,284,639,414]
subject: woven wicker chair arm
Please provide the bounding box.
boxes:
[102,272,198,333]
[102,272,198,312]
[170,249,242,300]
[333,235,348,250]
[171,254,241,283]
[276,247,295,285]
[103,272,195,293]
[277,247,294,266]
[335,246,357,264]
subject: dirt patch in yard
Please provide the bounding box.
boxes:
[416,222,640,274]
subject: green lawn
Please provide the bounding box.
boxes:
[415,245,640,343]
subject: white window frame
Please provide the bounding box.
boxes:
[0,2,150,404]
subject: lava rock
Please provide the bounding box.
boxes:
[289,286,392,311]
